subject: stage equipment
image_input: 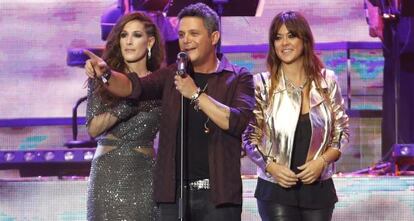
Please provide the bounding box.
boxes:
[0,148,95,177]
[393,144,414,175]
[176,51,188,221]
[385,0,414,148]
[350,162,392,175]
[66,47,103,67]
[64,96,97,148]
[101,0,171,41]
[165,0,263,17]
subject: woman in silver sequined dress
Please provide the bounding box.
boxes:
[84,12,165,221]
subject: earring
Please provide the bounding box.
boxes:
[147,47,152,59]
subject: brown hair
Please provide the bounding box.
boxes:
[266,11,324,96]
[96,12,165,103]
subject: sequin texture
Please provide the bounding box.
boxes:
[86,79,161,220]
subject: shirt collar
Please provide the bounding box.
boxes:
[216,53,234,73]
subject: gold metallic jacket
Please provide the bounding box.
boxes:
[242,69,349,183]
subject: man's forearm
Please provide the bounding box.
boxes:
[104,71,133,97]
[198,93,230,130]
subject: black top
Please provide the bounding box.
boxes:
[255,113,338,209]
[176,73,211,182]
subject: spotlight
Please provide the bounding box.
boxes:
[24,152,35,162]
[83,151,94,161]
[393,144,414,175]
[400,145,411,156]
[44,151,55,161]
[4,152,15,162]
[64,151,74,161]
[0,148,96,177]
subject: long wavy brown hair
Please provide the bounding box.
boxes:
[267,11,325,96]
[96,12,165,103]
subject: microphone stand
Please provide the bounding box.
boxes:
[176,52,188,221]
[178,92,186,221]
[392,18,400,146]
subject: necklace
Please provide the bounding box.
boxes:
[202,58,220,134]
[204,118,210,134]
[201,83,210,134]
[138,71,151,78]
[282,70,308,91]
[196,58,220,134]
[285,77,308,91]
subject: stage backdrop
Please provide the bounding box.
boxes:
[0,0,378,119]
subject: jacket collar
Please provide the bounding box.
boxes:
[310,78,328,107]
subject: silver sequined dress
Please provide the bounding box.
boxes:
[86,79,161,221]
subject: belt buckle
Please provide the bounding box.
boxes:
[189,179,210,190]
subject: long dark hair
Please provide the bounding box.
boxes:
[96,12,165,103]
[267,11,324,96]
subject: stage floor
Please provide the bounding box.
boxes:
[0,176,413,220]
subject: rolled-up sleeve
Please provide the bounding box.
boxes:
[328,74,350,150]
[227,70,255,137]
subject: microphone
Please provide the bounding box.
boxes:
[176,51,188,77]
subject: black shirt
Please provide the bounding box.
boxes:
[255,113,338,209]
[176,73,211,182]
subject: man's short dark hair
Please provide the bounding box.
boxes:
[177,3,220,34]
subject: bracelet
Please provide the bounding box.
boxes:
[193,97,201,111]
[265,157,276,178]
[192,92,205,111]
[265,157,275,169]
[101,69,112,85]
[190,87,206,111]
[190,87,201,104]
[319,155,329,167]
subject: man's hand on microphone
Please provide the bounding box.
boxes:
[174,75,198,99]
[83,49,109,79]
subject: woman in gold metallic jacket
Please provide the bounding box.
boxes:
[243,11,349,221]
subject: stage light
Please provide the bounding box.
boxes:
[393,144,414,175]
[400,145,411,156]
[0,148,96,177]
[24,152,35,161]
[4,152,15,162]
[64,151,74,161]
[44,151,55,161]
[83,151,94,161]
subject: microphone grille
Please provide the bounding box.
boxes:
[177,51,188,59]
